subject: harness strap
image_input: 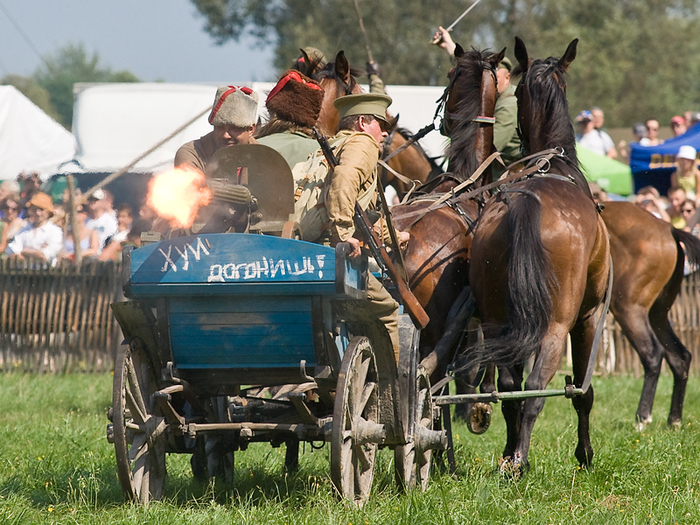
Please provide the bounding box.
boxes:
[581,254,614,393]
[382,123,436,164]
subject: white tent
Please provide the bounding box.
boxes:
[61,82,449,176]
[0,86,77,181]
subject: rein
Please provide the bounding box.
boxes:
[391,148,563,225]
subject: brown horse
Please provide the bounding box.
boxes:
[467,37,611,474]
[393,46,502,375]
[380,127,443,199]
[294,49,364,137]
[295,49,441,195]
[600,201,700,429]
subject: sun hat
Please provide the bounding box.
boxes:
[27,192,55,215]
[575,110,593,123]
[670,115,685,127]
[677,145,697,161]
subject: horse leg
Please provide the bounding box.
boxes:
[497,363,524,463]
[612,304,664,430]
[650,303,692,429]
[506,325,567,474]
[569,317,597,467]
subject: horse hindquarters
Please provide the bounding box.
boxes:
[470,181,608,472]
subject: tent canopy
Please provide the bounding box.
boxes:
[576,145,633,196]
[0,86,76,181]
[629,123,700,196]
[62,82,449,176]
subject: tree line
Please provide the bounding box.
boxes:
[191,0,700,128]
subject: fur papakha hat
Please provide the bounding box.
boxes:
[208,86,259,128]
[266,70,324,128]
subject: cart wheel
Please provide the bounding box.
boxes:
[206,396,235,483]
[395,369,433,491]
[331,336,384,505]
[112,340,167,504]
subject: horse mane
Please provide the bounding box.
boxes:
[255,116,313,138]
[518,56,588,189]
[446,48,494,179]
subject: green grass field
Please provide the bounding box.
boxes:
[1,372,699,524]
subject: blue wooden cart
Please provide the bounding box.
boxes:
[107,145,446,505]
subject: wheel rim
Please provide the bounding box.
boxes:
[395,371,433,491]
[331,337,380,505]
[112,340,166,504]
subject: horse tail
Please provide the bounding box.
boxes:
[672,227,700,270]
[477,193,554,366]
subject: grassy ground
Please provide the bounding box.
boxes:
[1,372,699,524]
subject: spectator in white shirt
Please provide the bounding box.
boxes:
[5,192,63,265]
[84,188,118,253]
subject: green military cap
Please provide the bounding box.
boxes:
[301,46,327,66]
[333,93,392,125]
[498,57,512,72]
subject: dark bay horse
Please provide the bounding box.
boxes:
[380,127,443,199]
[392,46,503,375]
[467,37,611,474]
[600,201,700,429]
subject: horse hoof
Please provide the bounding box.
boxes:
[467,402,493,435]
[667,418,682,430]
[635,415,652,432]
[498,455,528,480]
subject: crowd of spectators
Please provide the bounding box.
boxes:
[0,172,148,266]
[577,106,700,237]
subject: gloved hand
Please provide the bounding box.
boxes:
[207,179,252,206]
[366,61,381,77]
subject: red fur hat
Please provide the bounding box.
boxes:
[265,70,324,128]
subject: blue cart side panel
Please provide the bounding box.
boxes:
[169,295,316,369]
[128,233,336,295]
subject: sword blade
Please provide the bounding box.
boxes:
[445,0,483,32]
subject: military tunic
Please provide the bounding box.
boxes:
[257,131,320,169]
[174,131,219,173]
[493,82,521,166]
[324,129,399,359]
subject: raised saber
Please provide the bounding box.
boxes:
[431,0,483,44]
[352,0,375,65]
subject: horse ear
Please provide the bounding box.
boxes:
[514,36,528,72]
[559,38,578,71]
[492,47,506,69]
[454,43,465,58]
[296,48,312,75]
[335,51,350,82]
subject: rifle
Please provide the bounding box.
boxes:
[312,128,430,329]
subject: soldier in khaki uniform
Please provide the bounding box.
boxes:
[326,93,410,360]
[175,86,259,173]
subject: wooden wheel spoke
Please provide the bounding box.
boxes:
[354,443,373,472]
[125,357,148,419]
[125,386,148,425]
[357,381,376,417]
[128,433,148,463]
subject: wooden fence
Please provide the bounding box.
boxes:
[0,258,121,373]
[1,259,700,375]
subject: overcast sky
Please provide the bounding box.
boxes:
[0,0,275,83]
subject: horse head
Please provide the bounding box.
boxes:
[443,47,504,182]
[514,36,579,160]
[313,51,363,136]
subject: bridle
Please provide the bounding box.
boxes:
[439,63,498,137]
